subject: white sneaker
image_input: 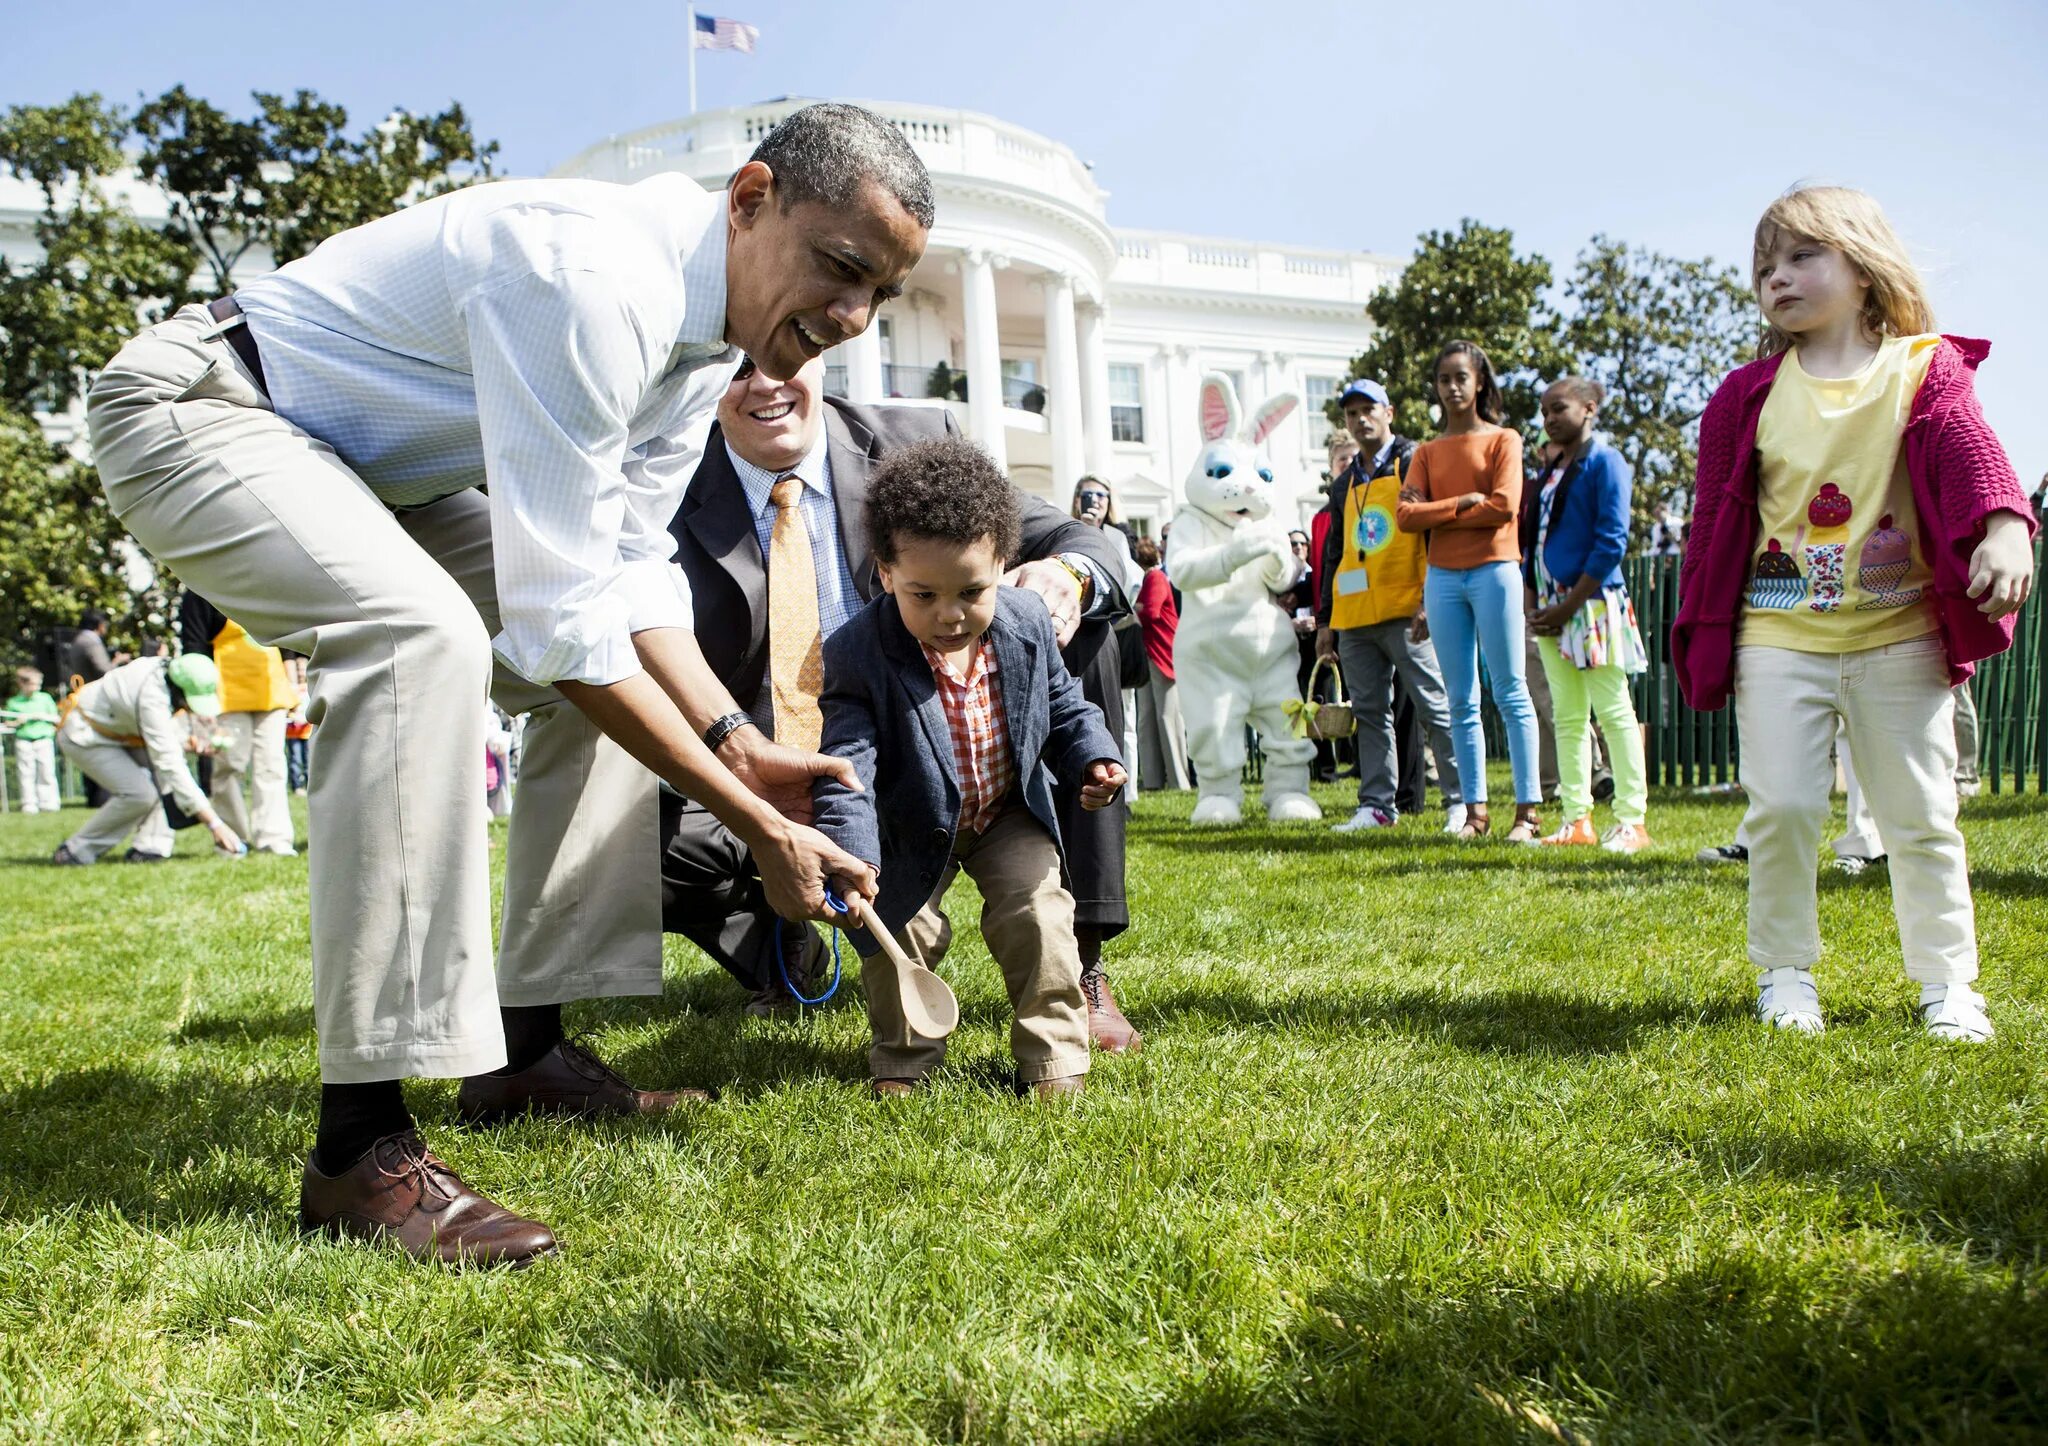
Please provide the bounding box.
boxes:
[1920,982,1994,1042]
[1442,804,1468,835]
[1757,966,1824,1035]
[1332,805,1397,833]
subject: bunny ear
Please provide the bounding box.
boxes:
[1198,373,1239,443]
[1245,392,1299,447]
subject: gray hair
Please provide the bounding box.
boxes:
[746,103,935,230]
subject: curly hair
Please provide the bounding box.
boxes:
[865,437,1021,567]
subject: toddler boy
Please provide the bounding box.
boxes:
[812,437,1126,1097]
[4,666,61,813]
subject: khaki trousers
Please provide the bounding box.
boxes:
[56,710,175,861]
[211,709,295,853]
[86,304,661,1083]
[864,805,1092,1085]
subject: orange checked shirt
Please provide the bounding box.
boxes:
[922,639,1016,836]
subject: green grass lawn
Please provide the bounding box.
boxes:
[1,778,2044,1443]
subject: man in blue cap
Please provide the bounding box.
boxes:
[1314,379,1465,832]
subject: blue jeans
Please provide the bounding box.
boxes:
[1423,561,1542,805]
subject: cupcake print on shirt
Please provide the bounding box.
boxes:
[1855,513,1923,610]
[1747,538,1807,610]
[1802,483,1852,613]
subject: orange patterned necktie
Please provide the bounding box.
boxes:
[767,476,825,751]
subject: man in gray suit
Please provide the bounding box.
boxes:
[660,356,1131,1015]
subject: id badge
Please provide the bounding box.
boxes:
[1335,570,1371,598]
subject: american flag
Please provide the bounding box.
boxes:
[692,12,758,51]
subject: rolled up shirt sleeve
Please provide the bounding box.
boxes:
[136,683,212,820]
[465,267,666,687]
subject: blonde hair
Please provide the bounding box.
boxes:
[1752,186,1935,357]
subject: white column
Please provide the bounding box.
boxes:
[1042,272,1084,486]
[961,247,1006,471]
[1077,298,1111,476]
[842,324,884,403]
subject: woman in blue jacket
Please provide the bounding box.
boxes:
[1522,378,1653,851]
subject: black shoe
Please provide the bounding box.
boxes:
[746,922,828,1016]
[124,847,171,864]
[51,844,88,867]
[1695,843,1749,865]
[1591,772,1615,803]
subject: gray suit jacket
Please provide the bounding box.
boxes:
[667,397,1129,725]
[810,588,1121,949]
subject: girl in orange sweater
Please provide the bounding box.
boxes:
[1397,340,1545,841]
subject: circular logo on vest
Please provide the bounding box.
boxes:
[1355,503,1395,555]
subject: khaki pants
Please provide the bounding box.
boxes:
[86,304,661,1083]
[864,805,1092,1085]
[56,711,175,860]
[211,709,295,853]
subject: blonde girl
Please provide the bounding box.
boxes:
[1672,186,2035,1042]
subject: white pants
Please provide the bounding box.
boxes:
[1734,640,1976,983]
[87,304,662,1083]
[211,709,295,852]
[13,735,59,813]
[56,712,176,861]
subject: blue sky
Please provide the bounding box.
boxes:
[9,0,2046,480]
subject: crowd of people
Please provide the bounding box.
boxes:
[0,96,2036,1270]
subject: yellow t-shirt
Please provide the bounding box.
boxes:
[1742,334,1940,651]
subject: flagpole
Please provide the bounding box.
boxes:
[687,4,698,115]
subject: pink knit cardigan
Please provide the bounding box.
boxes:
[1671,336,2036,710]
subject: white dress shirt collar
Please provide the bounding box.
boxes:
[727,428,833,515]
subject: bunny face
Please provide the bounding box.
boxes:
[1186,440,1277,524]
[1181,372,1299,529]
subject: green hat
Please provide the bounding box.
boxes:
[166,653,223,718]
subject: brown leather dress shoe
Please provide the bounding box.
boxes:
[455,1038,711,1125]
[1081,965,1142,1053]
[299,1131,557,1267]
[746,922,828,1016]
[870,1077,922,1099]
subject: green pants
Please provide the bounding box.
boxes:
[1535,637,1648,826]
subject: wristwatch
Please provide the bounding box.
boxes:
[701,711,756,753]
[1053,553,1095,606]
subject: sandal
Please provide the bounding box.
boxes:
[1456,806,1491,840]
[1505,804,1544,845]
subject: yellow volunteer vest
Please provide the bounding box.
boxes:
[214,619,296,713]
[1330,460,1426,630]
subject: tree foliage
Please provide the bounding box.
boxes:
[133,87,498,291]
[1558,237,1754,530]
[1343,219,1572,440]
[0,95,194,411]
[0,407,140,664]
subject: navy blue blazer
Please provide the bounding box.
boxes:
[811,587,1122,949]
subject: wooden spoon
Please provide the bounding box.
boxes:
[843,894,959,1039]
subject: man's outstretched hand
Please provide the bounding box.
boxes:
[720,726,860,824]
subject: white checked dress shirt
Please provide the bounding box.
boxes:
[233,174,740,687]
[725,432,863,732]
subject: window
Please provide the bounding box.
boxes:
[1303,374,1340,420]
[876,317,894,369]
[1109,362,1145,443]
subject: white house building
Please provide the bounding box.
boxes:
[554,99,1401,531]
[4,97,1400,530]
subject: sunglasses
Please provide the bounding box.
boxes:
[1076,490,1110,503]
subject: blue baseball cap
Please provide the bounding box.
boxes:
[1338,378,1390,409]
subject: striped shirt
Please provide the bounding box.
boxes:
[922,640,1015,836]
[233,173,740,687]
[726,432,864,732]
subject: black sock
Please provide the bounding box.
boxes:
[498,1003,564,1074]
[314,1080,413,1174]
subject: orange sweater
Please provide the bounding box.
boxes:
[1394,427,1525,570]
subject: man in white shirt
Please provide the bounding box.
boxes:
[85,102,930,1266]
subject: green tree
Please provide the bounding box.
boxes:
[0,407,140,663]
[1558,236,1753,534]
[0,94,194,410]
[133,87,499,290]
[1342,219,1572,440]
